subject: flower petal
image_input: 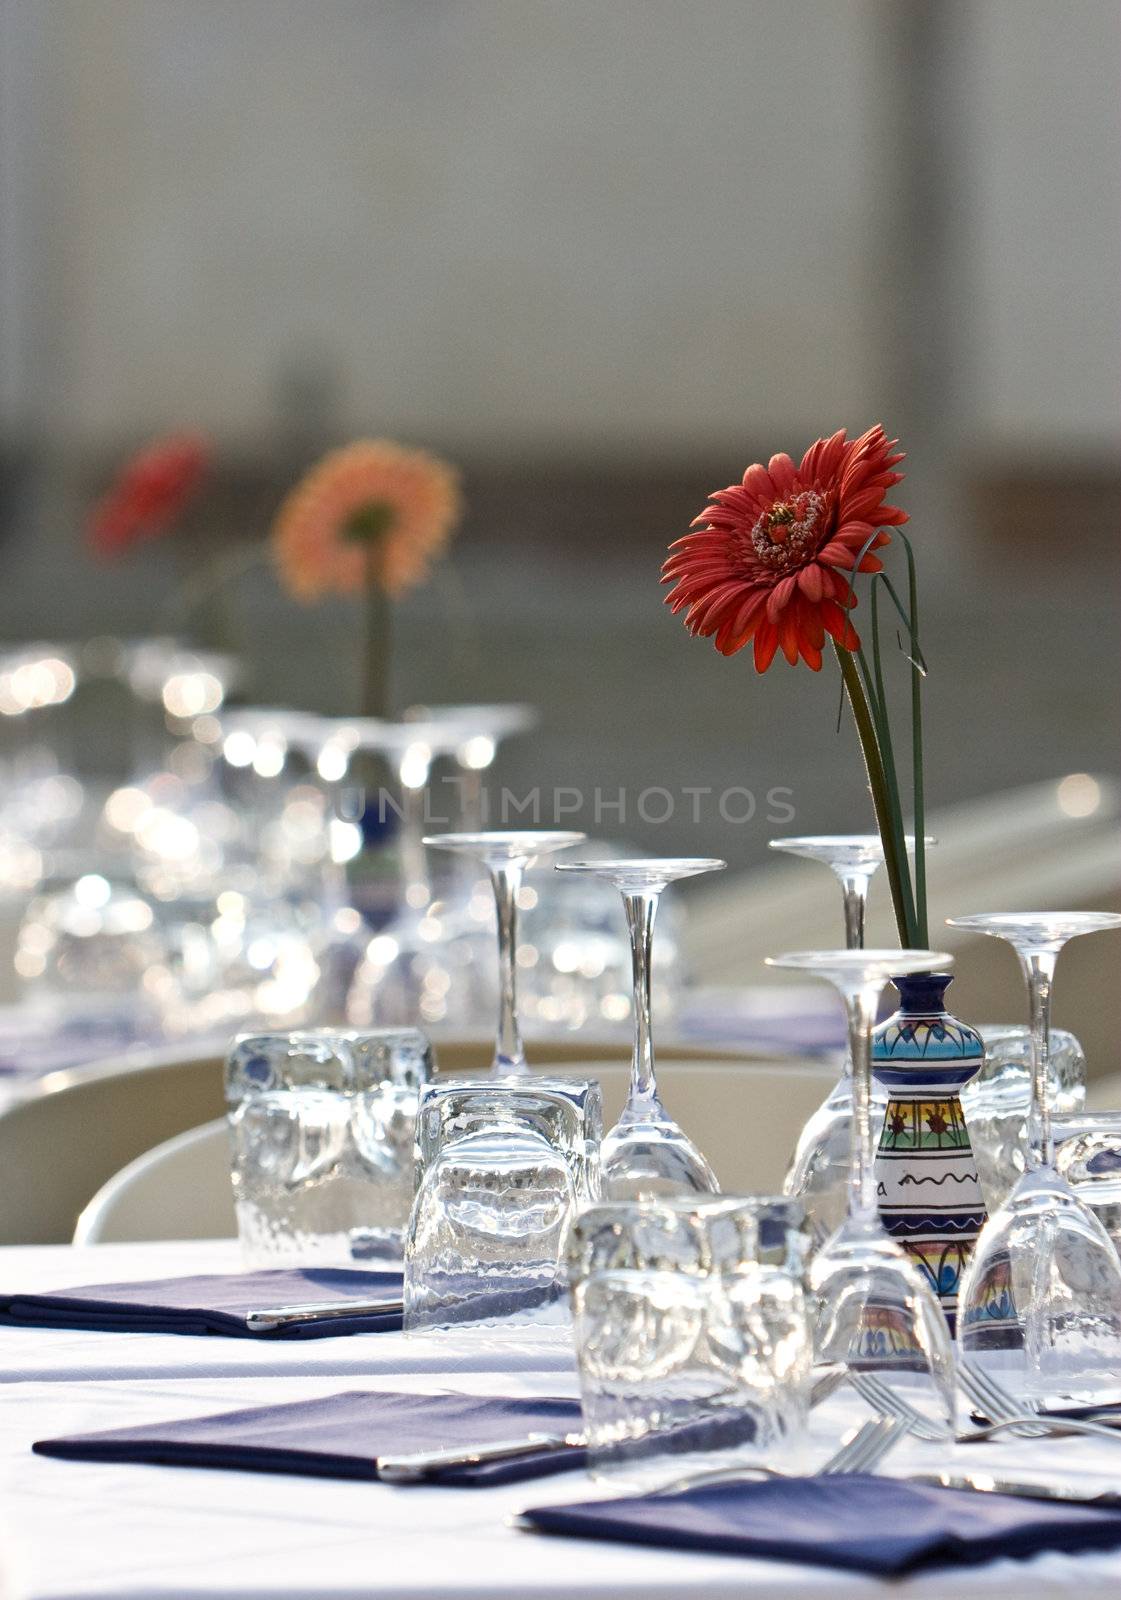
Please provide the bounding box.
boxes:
[818,540,855,568]
[766,573,799,621]
[797,563,825,602]
[753,621,779,673]
[767,453,796,495]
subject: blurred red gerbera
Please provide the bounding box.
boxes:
[88,432,211,559]
[661,424,907,671]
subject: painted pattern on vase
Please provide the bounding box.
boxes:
[872,973,988,1335]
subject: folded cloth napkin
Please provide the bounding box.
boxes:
[0,1268,402,1339]
[520,1473,1121,1575]
[35,1390,586,1486]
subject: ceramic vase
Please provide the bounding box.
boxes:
[872,973,988,1335]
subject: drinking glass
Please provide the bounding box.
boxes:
[555,858,724,1199]
[404,1078,601,1335]
[765,948,957,1433]
[768,834,891,951]
[775,835,930,1243]
[1053,1112,1121,1259]
[227,1027,433,1264]
[414,1076,603,1203]
[950,912,1121,1395]
[963,1024,1086,1212]
[422,831,585,1075]
[566,1196,812,1489]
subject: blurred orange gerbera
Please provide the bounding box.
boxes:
[272,440,462,602]
[661,425,907,671]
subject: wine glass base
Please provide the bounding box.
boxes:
[601,1114,720,1201]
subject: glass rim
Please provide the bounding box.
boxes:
[423,829,587,853]
[765,947,953,975]
[768,834,935,851]
[555,856,725,877]
[948,911,1121,934]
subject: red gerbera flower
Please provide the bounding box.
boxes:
[88,432,211,558]
[661,424,907,671]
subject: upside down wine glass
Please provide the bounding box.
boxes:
[950,912,1121,1396]
[766,948,957,1432]
[768,834,892,950]
[423,832,585,1076]
[556,858,724,1199]
[770,835,910,1241]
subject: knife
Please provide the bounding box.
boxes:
[909,1469,1121,1506]
[377,1431,587,1482]
[244,1295,404,1332]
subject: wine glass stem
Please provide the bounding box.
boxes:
[839,873,870,950]
[843,983,881,1219]
[1024,948,1058,1171]
[490,859,526,1075]
[622,888,660,1109]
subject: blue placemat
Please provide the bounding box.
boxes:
[35,1389,586,1486]
[0,1268,402,1339]
[520,1473,1121,1574]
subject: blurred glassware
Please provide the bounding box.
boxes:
[404,1076,601,1336]
[335,720,502,1028]
[773,834,932,1248]
[555,857,723,1198]
[101,768,244,903]
[106,637,239,781]
[952,911,1121,1396]
[1053,1111,1121,1259]
[566,1195,812,1490]
[15,871,173,1035]
[0,644,84,894]
[157,880,321,1036]
[766,948,957,1436]
[219,709,369,1021]
[962,1024,1087,1212]
[403,702,537,831]
[418,831,586,1073]
[226,1027,432,1265]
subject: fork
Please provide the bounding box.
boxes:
[958,1361,1121,1445]
[848,1372,948,1443]
[650,1414,909,1496]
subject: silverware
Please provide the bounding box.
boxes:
[958,1361,1121,1445]
[909,1468,1121,1506]
[244,1296,404,1332]
[378,1431,587,1483]
[648,1414,909,1497]
[378,1368,849,1486]
[848,1371,947,1443]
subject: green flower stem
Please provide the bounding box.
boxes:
[835,641,913,946]
[362,545,391,719]
[902,533,928,944]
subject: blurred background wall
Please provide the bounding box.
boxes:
[1,0,1118,863]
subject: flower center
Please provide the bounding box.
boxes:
[343,500,396,543]
[751,490,825,571]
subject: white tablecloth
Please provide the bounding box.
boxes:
[1,1241,1121,1599]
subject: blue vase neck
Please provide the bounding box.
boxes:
[891,972,954,1016]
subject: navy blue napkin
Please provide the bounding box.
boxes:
[35,1390,586,1486]
[521,1473,1121,1575]
[0,1268,402,1339]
